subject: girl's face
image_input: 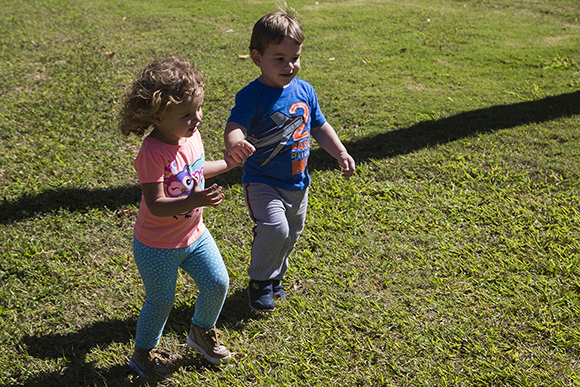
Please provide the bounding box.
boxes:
[152,90,204,145]
[252,36,302,89]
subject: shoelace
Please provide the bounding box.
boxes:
[206,328,222,347]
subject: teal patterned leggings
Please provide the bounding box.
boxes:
[132,229,229,350]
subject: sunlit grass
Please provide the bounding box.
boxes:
[1,0,579,386]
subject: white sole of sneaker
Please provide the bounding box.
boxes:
[248,302,275,312]
[187,336,232,365]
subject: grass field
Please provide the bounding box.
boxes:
[1,0,579,385]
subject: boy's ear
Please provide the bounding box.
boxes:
[250,49,262,67]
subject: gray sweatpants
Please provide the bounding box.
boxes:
[243,183,308,281]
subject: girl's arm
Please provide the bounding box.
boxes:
[203,150,238,179]
[141,180,224,217]
[311,122,356,178]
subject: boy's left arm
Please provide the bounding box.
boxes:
[311,122,356,178]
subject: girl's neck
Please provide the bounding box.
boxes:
[148,128,184,146]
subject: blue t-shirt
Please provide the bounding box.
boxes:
[228,78,326,190]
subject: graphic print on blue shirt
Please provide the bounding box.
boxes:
[246,103,309,176]
[163,157,204,218]
[229,78,326,190]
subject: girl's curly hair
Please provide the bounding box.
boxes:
[118,56,205,137]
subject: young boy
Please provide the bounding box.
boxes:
[224,8,356,312]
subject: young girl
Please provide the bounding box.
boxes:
[118,56,254,378]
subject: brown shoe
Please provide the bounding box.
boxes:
[187,324,231,364]
[129,345,170,379]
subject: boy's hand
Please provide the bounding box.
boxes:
[337,151,356,178]
[227,140,255,164]
[311,122,355,178]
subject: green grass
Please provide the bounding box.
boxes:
[1,0,579,385]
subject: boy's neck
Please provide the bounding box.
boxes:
[257,75,294,88]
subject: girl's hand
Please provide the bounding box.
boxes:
[222,149,240,170]
[141,180,223,216]
[188,180,224,208]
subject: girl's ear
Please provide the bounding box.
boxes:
[250,49,262,67]
[152,113,163,126]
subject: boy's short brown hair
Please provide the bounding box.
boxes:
[249,9,305,54]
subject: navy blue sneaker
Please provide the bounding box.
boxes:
[272,279,287,301]
[248,279,275,312]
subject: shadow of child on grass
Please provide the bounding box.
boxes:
[17,288,264,386]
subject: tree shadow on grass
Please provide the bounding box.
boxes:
[0,184,143,225]
[309,90,580,171]
[0,177,240,225]
[2,91,579,224]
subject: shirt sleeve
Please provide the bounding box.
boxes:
[228,85,258,128]
[134,147,168,185]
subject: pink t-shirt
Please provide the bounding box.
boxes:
[133,134,206,249]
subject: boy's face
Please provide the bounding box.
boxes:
[252,36,301,88]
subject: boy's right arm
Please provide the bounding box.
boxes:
[224,121,255,164]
